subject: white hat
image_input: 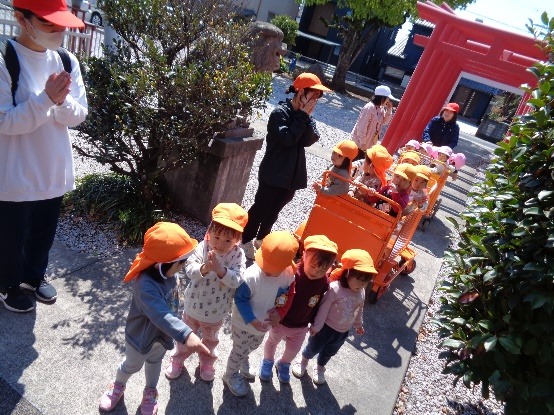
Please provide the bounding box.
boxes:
[374,85,395,100]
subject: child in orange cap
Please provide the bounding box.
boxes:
[405,165,431,214]
[261,235,338,383]
[350,144,393,203]
[223,231,299,396]
[99,222,210,414]
[165,203,248,382]
[293,249,375,385]
[313,139,358,196]
[367,163,416,217]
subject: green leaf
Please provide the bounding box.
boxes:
[478,320,494,331]
[498,337,521,354]
[484,336,497,351]
[441,339,465,349]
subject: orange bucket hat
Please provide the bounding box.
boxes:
[330,248,376,281]
[303,235,338,254]
[212,203,248,233]
[399,151,420,165]
[394,163,416,182]
[366,144,393,187]
[123,222,198,283]
[414,164,431,181]
[255,231,299,275]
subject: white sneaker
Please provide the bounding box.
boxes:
[312,366,326,385]
[242,240,256,260]
[292,361,307,378]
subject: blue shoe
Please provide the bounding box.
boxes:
[276,360,291,383]
[259,359,274,382]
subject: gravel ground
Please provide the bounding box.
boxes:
[56,75,505,414]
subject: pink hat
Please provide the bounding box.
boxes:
[406,139,421,150]
[437,146,453,158]
[450,153,466,170]
[420,143,437,159]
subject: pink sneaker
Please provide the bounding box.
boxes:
[99,381,125,412]
[164,355,184,380]
[141,387,158,415]
[199,363,215,382]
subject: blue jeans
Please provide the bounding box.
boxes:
[302,324,349,367]
[0,197,63,290]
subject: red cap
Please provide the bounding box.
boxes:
[14,0,85,28]
[443,102,460,113]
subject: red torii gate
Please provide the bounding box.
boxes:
[382,1,547,152]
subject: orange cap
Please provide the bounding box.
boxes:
[330,248,376,280]
[212,203,248,233]
[366,144,393,187]
[399,151,420,165]
[394,163,416,181]
[293,73,331,92]
[414,165,431,181]
[303,235,338,254]
[123,222,198,283]
[255,231,299,275]
[14,0,85,28]
[293,220,307,241]
[332,140,359,162]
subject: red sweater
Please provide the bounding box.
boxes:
[280,264,329,329]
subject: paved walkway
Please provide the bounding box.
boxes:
[0,127,496,415]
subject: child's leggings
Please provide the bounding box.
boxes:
[170,313,222,367]
[225,325,265,376]
[301,324,349,367]
[115,341,166,388]
[264,323,308,363]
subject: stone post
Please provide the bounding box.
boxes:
[164,128,263,224]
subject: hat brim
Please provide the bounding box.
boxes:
[353,264,377,274]
[255,249,294,275]
[415,172,430,180]
[162,240,199,263]
[212,217,244,233]
[304,242,338,255]
[37,9,85,28]
[308,84,332,92]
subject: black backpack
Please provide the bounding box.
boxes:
[1,38,72,106]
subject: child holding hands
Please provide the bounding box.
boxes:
[99,222,210,415]
[292,249,376,385]
[261,235,338,383]
[165,203,248,382]
[313,140,359,196]
[223,231,299,396]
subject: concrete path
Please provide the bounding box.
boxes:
[0,129,496,415]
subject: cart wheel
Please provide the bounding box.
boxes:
[368,290,379,304]
[420,218,430,231]
[431,198,442,219]
[400,259,416,275]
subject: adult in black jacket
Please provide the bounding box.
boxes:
[241,73,331,259]
[421,102,460,149]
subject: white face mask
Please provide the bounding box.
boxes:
[24,19,65,50]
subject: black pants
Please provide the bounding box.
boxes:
[0,197,63,290]
[242,182,296,243]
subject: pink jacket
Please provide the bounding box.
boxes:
[313,281,364,333]
[351,102,392,150]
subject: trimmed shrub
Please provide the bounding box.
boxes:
[271,15,299,46]
[434,13,554,414]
